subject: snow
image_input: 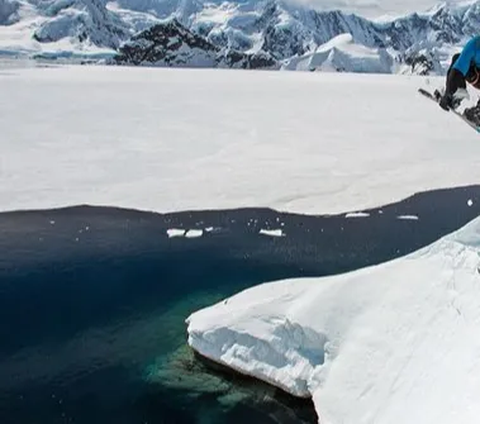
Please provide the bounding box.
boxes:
[187,216,480,423]
[106,2,159,32]
[3,65,480,215]
[0,0,152,59]
[194,2,240,25]
[284,33,393,73]
[0,1,117,58]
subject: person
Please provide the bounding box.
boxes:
[438,36,480,124]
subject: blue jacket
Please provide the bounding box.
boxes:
[453,36,480,77]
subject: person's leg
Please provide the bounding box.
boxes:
[448,53,467,89]
[463,64,480,124]
[435,53,466,102]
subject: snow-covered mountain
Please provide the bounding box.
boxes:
[1,0,480,72]
[32,0,130,49]
[283,33,393,73]
[114,18,278,68]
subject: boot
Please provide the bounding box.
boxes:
[464,100,480,125]
[434,88,468,109]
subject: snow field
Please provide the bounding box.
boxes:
[3,65,480,216]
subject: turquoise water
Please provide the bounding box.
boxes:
[1,186,479,423]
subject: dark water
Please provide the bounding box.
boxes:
[1,185,480,424]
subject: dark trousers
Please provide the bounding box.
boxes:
[447,53,467,90]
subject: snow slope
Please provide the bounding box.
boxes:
[186,216,480,423]
[3,65,480,214]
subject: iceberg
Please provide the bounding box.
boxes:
[187,216,480,423]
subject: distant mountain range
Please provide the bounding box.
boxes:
[0,0,478,73]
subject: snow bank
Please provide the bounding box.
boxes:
[187,216,480,423]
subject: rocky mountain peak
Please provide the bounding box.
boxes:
[114,17,278,69]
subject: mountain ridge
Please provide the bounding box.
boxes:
[0,0,478,73]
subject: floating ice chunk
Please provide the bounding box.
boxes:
[186,229,203,238]
[345,212,370,218]
[259,229,285,237]
[204,227,223,233]
[468,199,474,207]
[167,228,186,238]
[167,228,203,238]
[397,215,419,220]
